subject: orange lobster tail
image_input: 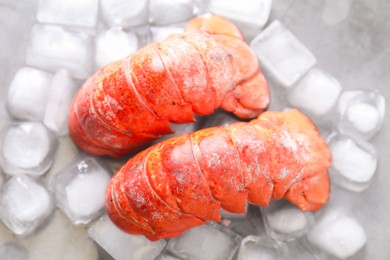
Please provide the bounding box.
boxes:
[105,109,331,240]
[68,15,269,157]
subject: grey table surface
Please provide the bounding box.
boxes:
[0,0,389,259]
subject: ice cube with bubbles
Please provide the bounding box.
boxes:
[7,67,53,121]
[237,235,288,260]
[287,68,342,118]
[44,69,78,135]
[37,0,99,28]
[328,133,377,192]
[0,243,28,260]
[0,175,54,236]
[306,209,367,259]
[261,201,314,241]
[209,0,272,29]
[95,27,139,69]
[150,0,197,25]
[0,122,57,176]
[167,222,241,260]
[25,24,93,79]
[250,20,317,87]
[337,90,385,140]
[88,214,166,260]
[53,154,111,224]
[100,0,149,27]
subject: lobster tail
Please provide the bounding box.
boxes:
[106,109,331,240]
[68,15,269,157]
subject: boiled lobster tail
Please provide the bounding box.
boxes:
[68,15,269,157]
[105,109,331,241]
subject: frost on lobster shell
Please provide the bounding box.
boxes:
[105,109,331,241]
[68,15,270,157]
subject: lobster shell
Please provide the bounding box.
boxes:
[106,109,331,240]
[68,15,270,157]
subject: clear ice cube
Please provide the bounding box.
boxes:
[95,27,139,69]
[37,0,99,28]
[25,24,93,79]
[7,67,53,121]
[287,68,342,117]
[237,235,288,260]
[250,20,317,87]
[337,90,385,140]
[209,0,272,29]
[307,209,367,259]
[328,133,377,192]
[167,222,241,260]
[151,24,185,42]
[53,155,111,224]
[0,122,57,176]
[100,0,149,27]
[43,69,78,135]
[150,0,197,25]
[88,215,166,260]
[0,243,28,260]
[0,175,54,236]
[261,201,313,241]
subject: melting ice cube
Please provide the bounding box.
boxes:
[262,201,313,241]
[287,68,342,117]
[209,0,272,29]
[44,69,78,135]
[88,215,166,260]
[37,0,99,28]
[150,0,197,25]
[95,27,139,69]
[337,90,385,140]
[53,155,111,224]
[25,24,93,79]
[7,67,52,121]
[328,134,377,192]
[0,122,56,176]
[0,175,54,235]
[167,222,241,260]
[237,235,288,260]
[251,20,317,87]
[100,0,149,27]
[307,209,367,259]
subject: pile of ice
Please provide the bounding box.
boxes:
[0,0,386,259]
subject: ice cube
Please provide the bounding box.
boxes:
[250,20,317,87]
[25,24,93,79]
[156,253,182,260]
[322,0,353,25]
[200,110,239,128]
[151,24,185,42]
[44,69,78,135]
[209,0,272,29]
[95,27,139,69]
[337,90,385,140]
[88,215,166,260]
[150,0,197,25]
[221,203,248,220]
[0,243,28,260]
[0,175,54,235]
[328,134,377,192]
[167,222,241,260]
[53,155,111,224]
[37,0,99,28]
[307,210,366,259]
[237,235,288,260]
[287,69,342,117]
[261,201,313,241]
[100,0,149,27]
[7,67,53,121]
[0,122,56,176]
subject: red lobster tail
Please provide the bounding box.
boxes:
[68,15,269,157]
[106,109,331,240]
